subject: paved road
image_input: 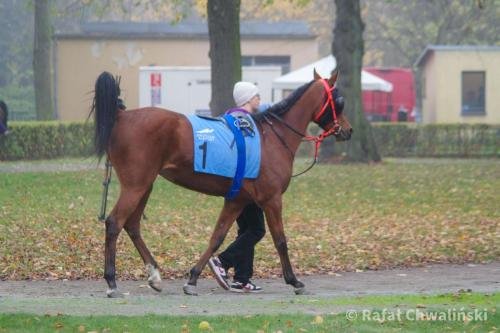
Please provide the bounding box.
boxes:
[0,262,498,316]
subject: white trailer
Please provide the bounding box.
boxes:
[139,66,281,116]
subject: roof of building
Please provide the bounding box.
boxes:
[54,20,315,40]
[414,45,500,67]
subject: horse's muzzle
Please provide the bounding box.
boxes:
[336,128,353,141]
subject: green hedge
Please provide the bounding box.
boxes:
[0,121,499,161]
[372,123,500,157]
[0,121,93,160]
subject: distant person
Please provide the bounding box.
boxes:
[397,105,408,122]
[0,100,8,135]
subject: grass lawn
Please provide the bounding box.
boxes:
[0,158,499,280]
[0,293,498,333]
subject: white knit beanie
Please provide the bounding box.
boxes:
[233,81,259,107]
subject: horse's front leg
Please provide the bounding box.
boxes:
[263,195,305,294]
[183,200,244,295]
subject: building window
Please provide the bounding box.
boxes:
[461,71,485,115]
[242,55,291,74]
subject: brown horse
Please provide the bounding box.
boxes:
[90,69,352,297]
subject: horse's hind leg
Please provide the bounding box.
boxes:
[183,200,244,295]
[104,187,149,298]
[263,195,305,294]
[123,186,162,292]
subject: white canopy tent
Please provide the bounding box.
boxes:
[272,55,393,101]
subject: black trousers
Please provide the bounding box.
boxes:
[218,203,265,284]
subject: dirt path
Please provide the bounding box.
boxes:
[0,263,498,316]
[0,159,101,173]
[2,157,497,174]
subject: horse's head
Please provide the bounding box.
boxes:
[312,69,352,141]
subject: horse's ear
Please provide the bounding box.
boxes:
[328,68,339,86]
[313,68,322,80]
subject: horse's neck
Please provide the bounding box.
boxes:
[280,86,322,154]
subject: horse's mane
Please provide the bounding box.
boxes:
[252,80,314,122]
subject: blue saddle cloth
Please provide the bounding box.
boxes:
[187,115,261,179]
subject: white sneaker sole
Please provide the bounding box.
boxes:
[229,287,263,293]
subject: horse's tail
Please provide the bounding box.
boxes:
[90,72,121,159]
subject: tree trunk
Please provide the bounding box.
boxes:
[331,0,380,162]
[207,0,241,116]
[33,0,54,120]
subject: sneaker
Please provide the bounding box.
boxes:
[208,257,230,290]
[229,280,263,293]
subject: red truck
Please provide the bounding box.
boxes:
[362,67,416,122]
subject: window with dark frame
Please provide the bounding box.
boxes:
[461,71,485,115]
[242,55,291,74]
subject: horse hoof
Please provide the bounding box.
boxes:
[146,264,162,292]
[293,281,306,295]
[294,287,306,295]
[106,288,124,298]
[183,283,198,296]
[148,279,162,292]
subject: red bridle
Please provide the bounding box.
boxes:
[303,79,342,161]
[263,78,344,176]
[314,79,339,125]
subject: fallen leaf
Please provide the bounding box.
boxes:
[312,315,324,324]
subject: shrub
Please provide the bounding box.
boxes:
[1,121,498,161]
[372,123,500,157]
[0,121,93,160]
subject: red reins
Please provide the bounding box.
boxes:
[264,78,342,177]
[303,79,342,162]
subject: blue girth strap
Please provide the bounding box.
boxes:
[222,114,246,200]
